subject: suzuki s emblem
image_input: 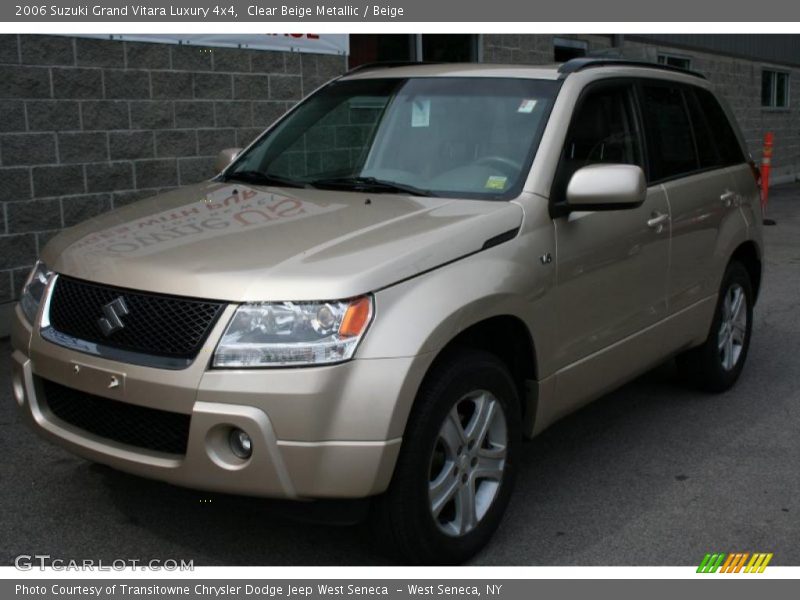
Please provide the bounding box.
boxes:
[98,297,129,337]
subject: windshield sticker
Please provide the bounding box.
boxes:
[485,175,508,190]
[411,99,431,127]
[518,99,538,113]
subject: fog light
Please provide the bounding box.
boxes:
[229,428,252,459]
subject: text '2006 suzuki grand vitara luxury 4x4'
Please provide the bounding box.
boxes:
[11,59,762,564]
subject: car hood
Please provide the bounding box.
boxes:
[42,182,524,302]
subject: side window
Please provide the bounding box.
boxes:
[640,84,698,181]
[693,87,745,166]
[553,83,643,201]
[685,89,721,169]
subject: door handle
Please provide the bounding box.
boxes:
[647,212,669,230]
[720,190,736,207]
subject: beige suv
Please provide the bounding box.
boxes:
[11,59,762,564]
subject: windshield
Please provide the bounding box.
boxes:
[225,77,559,199]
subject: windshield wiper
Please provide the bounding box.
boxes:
[221,170,309,189]
[310,176,438,197]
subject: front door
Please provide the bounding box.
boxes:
[551,81,670,372]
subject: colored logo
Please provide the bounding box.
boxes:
[697,552,773,573]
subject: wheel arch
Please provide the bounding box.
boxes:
[361,244,554,444]
[410,314,539,436]
[729,240,762,302]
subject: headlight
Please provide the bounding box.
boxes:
[213,296,373,367]
[19,261,53,325]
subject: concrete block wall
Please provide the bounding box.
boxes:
[482,34,613,64]
[482,34,556,64]
[0,34,347,312]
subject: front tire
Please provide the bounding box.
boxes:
[370,349,521,564]
[677,261,754,392]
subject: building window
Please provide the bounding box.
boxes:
[657,54,692,70]
[761,69,790,108]
[348,34,477,68]
[348,35,415,68]
[554,37,588,62]
[421,35,478,62]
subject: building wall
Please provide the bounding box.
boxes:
[482,34,614,64]
[631,34,800,68]
[0,34,347,311]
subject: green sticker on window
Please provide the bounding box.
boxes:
[485,175,508,190]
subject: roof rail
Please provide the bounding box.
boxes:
[342,61,442,76]
[558,57,706,80]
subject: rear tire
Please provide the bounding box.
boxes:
[370,349,521,565]
[677,261,753,392]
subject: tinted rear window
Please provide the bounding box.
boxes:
[640,84,698,181]
[685,89,721,169]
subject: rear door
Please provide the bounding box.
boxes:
[638,81,742,314]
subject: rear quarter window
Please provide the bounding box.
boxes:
[692,87,745,166]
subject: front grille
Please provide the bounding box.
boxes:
[48,275,225,361]
[42,379,191,455]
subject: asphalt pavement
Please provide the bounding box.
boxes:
[1,185,798,566]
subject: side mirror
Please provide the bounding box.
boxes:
[214,147,242,174]
[566,164,646,211]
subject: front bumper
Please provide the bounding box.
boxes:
[11,304,427,500]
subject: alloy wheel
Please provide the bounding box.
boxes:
[428,390,508,537]
[718,283,748,371]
